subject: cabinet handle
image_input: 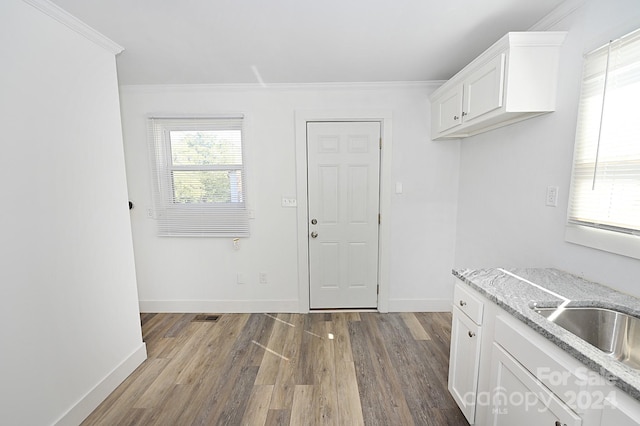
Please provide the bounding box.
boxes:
[462,111,468,117]
[459,300,467,307]
[453,115,459,120]
[468,331,476,338]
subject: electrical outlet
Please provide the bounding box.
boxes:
[546,186,559,207]
[259,272,268,284]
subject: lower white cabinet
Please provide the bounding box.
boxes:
[448,279,640,425]
[449,306,482,423]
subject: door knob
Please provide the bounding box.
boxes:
[311,219,317,225]
[310,231,318,238]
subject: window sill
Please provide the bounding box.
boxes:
[565,223,640,260]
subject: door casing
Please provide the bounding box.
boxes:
[294,110,393,313]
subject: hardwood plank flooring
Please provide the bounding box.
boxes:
[82,312,468,426]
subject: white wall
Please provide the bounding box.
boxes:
[0,1,146,424]
[120,83,460,312]
[454,0,640,296]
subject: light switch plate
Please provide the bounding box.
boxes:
[282,197,297,207]
[546,186,559,207]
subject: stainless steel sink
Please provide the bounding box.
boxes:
[533,306,640,369]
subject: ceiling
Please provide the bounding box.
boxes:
[50,0,566,86]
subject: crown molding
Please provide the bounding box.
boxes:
[120,80,444,94]
[23,0,124,55]
[529,0,587,31]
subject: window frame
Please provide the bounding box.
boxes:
[565,28,640,259]
[148,116,249,237]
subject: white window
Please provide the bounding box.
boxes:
[148,116,249,237]
[566,28,640,259]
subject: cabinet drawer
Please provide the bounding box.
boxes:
[453,283,484,325]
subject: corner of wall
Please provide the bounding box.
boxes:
[54,344,147,426]
[22,0,124,54]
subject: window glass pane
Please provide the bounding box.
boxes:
[169,130,242,166]
[172,170,244,203]
[600,82,640,161]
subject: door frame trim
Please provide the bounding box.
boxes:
[294,110,392,313]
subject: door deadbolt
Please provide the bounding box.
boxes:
[311,219,317,225]
[310,231,318,238]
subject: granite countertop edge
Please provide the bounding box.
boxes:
[452,267,640,402]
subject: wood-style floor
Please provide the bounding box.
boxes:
[82,312,468,426]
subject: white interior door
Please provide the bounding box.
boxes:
[307,121,381,309]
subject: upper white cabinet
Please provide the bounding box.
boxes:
[430,32,567,140]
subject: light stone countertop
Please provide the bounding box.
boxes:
[453,268,640,401]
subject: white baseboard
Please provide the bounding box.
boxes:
[54,343,147,426]
[140,299,451,313]
[388,298,452,312]
[139,299,300,313]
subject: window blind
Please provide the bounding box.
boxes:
[568,28,640,235]
[148,116,249,237]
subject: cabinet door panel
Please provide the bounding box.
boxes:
[488,343,582,426]
[600,394,640,425]
[436,85,463,133]
[463,53,506,122]
[449,307,482,424]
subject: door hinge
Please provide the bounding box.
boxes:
[379,138,382,149]
[378,213,381,224]
[377,284,380,295]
